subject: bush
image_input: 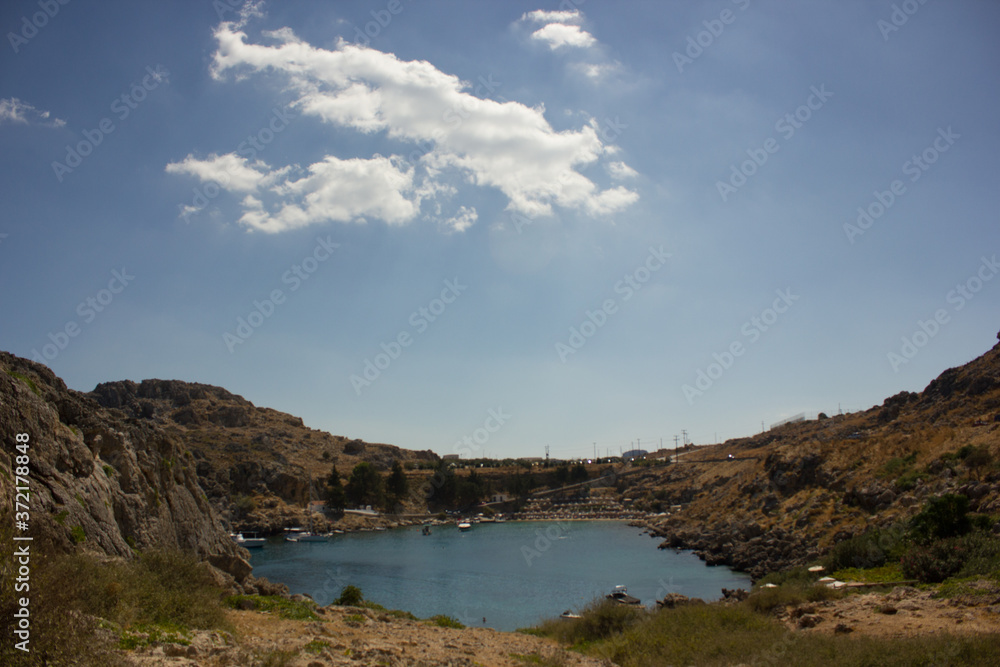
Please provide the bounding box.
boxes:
[0,541,229,665]
[824,525,909,572]
[335,584,364,607]
[602,603,785,667]
[429,614,466,629]
[910,494,971,542]
[954,530,1000,579]
[538,598,646,646]
[901,542,966,583]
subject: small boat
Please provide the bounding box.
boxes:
[422,525,432,536]
[559,610,581,619]
[291,531,329,542]
[457,522,472,532]
[231,532,265,548]
[242,532,266,548]
[606,585,641,605]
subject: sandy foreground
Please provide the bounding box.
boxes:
[123,605,614,667]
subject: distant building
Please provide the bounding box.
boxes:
[622,449,647,461]
[308,500,326,514]
[442,454,460,460]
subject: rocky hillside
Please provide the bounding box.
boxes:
[87,379,438,529]
[625,332,1000,578]
[0,353,242,564]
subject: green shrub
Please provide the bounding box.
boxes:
[0,546,228,665]
[537,598,645,646]
[429,614,465,629]
[335,584,364,607]
[910,494,971,542]
[602,603,784,667]
[901,542,965,583]
[895,469,927,491]
[70,525,86,543]
[830,563,904,583]
[954,530,1000,579]
[756,565,818,587]
[824,525,909,571]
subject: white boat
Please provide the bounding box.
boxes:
[606,585,641,605]
[287,531,328,542]
[242,532,266,548]
[231,532,265,548]
[457,522,472,531]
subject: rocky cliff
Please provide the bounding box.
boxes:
[0,352,243,565]
[87,378,437,532]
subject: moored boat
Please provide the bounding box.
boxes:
[231,532,265,548]
[606,585,641,605]
[457,522,472,531]
[288,531,329,542]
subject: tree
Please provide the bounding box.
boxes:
[910,494,971,542]
[324,465,347,514]
[345,462,385,509]
[963,446,994,481]
[386,460,409,510]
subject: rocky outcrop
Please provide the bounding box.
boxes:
[656,519,818,580]
[0,353,243,563]
[87,378,438,516]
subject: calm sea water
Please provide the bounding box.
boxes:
[249,521,750,632]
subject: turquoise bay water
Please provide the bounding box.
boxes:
[249,521,750,632]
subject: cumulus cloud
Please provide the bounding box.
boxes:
[165,153,282,192]
[166,22,637,233]
[519,9,597,51]
[0,98,65,127]
[529,22,597,51]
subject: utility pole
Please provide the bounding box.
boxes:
[681,429,688,446]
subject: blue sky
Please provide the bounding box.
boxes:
[2,0,998,460]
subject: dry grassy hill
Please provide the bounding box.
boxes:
[88,379,438,531]
[623,332,1000,578]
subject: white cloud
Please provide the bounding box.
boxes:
[530,23,597,51]
[517,9,625,85]
[176,23,637,232]
[167,152,420,233]
[442,206,478,233]
[607,161,638,180]
[521,10,583,25]
[165,153,281,192]
[0,98,65,127]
